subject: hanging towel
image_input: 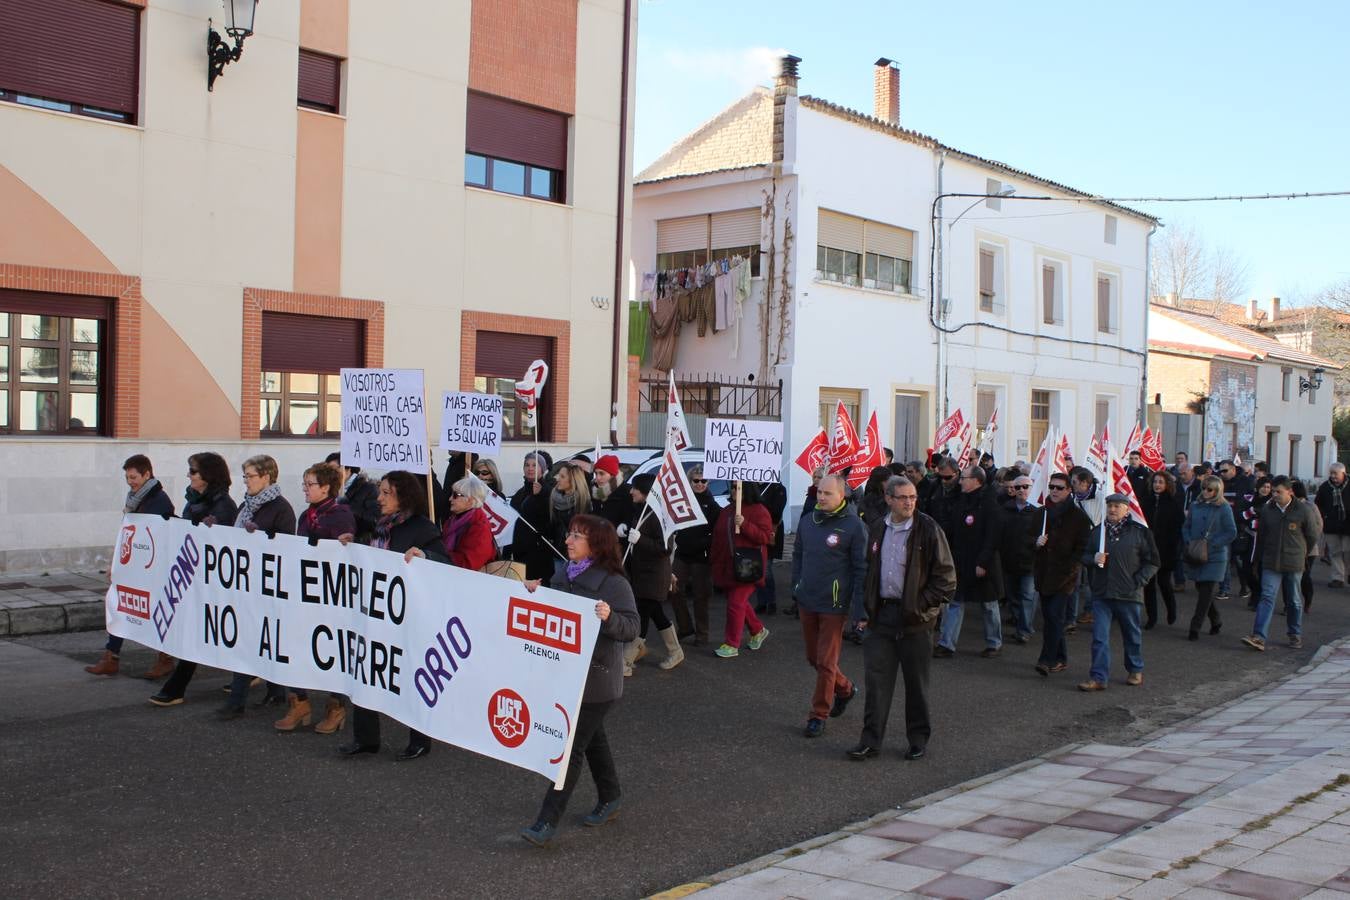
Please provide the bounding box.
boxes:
[648,292,681,371]
[714,272,732,332]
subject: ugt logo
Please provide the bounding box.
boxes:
[118,525,136,566]
[488,688,530,748]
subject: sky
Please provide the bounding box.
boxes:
[632,0,1350,306]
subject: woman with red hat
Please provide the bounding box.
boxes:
[591,454,634,528]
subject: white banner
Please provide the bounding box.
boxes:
[340,369,428,471]
[665,371,692,452]
[106,515,599,787]
[703,418,784,483]
[439,391,503,457]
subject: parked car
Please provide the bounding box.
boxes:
[569,446,732,507]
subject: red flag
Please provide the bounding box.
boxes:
[932,408,966,452]
[827,401,861,474]
[845,412,884,489]
[1140,427,1165,471]
[794,428,829,475]
[1054,432,1071,474]
[1109,454,1149,525]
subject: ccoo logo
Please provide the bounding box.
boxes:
[488,688,530,748]
[506,597,581,654]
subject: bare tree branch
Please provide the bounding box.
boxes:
[1209,244,1251,304]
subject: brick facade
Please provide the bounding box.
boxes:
[239,287,385,439]
[460,310,570,443]
[1147,350,1209,413]
[0,263,141,437]
[468,0,576,114]
[638,91,773,181]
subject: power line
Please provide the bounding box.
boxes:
[943,190,1350,204]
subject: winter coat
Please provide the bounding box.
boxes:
[547,562,640,704]
[182,490,237,527]
[855,489,889,528]
[593,487,635,530]
[382,515,449,562]
[1254,500,1321,574]
[710,502,773,590]
[1127,466,1152,503]
[245,495,297,536]
[762,482,788,561]
[441,507,496,571]
[1303,499,1324,557]
[1032,500,1093,597]
[673,491,721,563]
[298,498,357,541]
[1081,519,1160,604]
[1139,490,1183,570]
[790,501,868,618]
[1315,477,1350,536]
[510,478,557,580]
[1180,500,1238,582]
[340,475,381,544]
[1223,473,1256,532]
[861,511,956,632]
[624,504,671,600]
[942,489,1003,604]
[131,482,175,518]
[996,496,1036,576]
[1175,477,1202,518]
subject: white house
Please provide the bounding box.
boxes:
[630,57,1156,523]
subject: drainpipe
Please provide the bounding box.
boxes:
[608,0,634,445]
[1139,223,1157,426]
[934,149,946,427]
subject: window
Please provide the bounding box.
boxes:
[1265,429,1279,470]
[298,49,342,113]
[985,178,1003,211]
[1104,215,1118,245]
[1096,274,1117,334]
[1281,368,1292,402]
[819,387,861,433]
[1041,261,1065,325]
[1289,435,1301,477]
[1095,397,1113,437]
[475,331,554,441]
[0,291,109,435]
[656,210,761,276]
[0,0,140,124]
[465,91,568,203]
[1315,437,1325,477]
[977,242,1005,313]
[817,210,913,293]
[259,313,364,437]
[1029,390,1051,453]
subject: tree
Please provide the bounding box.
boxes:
[1149,220,1250,307]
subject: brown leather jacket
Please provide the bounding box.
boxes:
[861,511,957,632]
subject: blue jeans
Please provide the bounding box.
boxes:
[1089,597,1143,684]
[1253,569,1303,640]
[106,634,124,654]
[938,592,1002,651]
[1006,573,1037,638]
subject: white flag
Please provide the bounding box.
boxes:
[1028,424,1057,507]
[482,492,520,549]
[514,359,550,428]
[666,371,692,452]
[645,439,707,541]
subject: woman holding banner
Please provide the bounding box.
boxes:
[149,452,238,708]
[275,462,357,734]
[338,470,447,761]
[520,513,640,847]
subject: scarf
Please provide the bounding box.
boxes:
[125,478,160,513]
[236,483,282,529]
[441,508,477,553]
[372,510,411,551]
[303,497,338,535]
[566,557,594,581]
[551,490,577,522]
[1333,480,1347,523]
[1105,519,1126,544]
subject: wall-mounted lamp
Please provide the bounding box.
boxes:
[208,0,259,91]
[1299,367,1325,397]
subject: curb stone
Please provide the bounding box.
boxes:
[4,601,105,637]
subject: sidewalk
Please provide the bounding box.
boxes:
[672,638,1350,899]
[0,570,107,636]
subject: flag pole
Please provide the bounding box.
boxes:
[734,480,743,534]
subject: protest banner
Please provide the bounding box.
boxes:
[846,411,883,489]
[826,401,861,474]
[703,418,784,483]
[665,371,692,452]
[439,391,504,458]
[1140,426,1166,470]
[793,428,829,475]
[932,408,966,453]
[340,369,428,471]
[647,440,707,541]
[482,492,520,549]
[106,515,599,787]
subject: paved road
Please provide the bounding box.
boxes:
[3,571,1348,900]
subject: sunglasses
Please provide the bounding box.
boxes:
[451,490,468,499]
[888,493,917,501]
[1048,484,1068,491]
[475,470,492,477]
[188,468,199,475]
[691,479,708,484]
[940,474,955,481]
[1012,485,1031,491]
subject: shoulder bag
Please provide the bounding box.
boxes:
[728,515,764,583]
[1184,509,1214,566]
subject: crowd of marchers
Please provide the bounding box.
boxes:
[86,440,1345,847]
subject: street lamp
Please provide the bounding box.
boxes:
[1299,367,1325,397]
[207,0,259,92]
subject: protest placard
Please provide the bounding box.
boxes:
[340,369,428,471]
[106,514,599,787]
[702,418,785,483]
[439,391,503,457]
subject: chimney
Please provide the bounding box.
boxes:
[773,55,800,166]
[873,58,899,125]
[1271,296,1281,321]
[1247,298,1258,321]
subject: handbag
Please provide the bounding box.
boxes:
[1185,511,1214,566]
[728,516,764,583]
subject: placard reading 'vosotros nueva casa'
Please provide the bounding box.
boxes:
[340,368,427,471]
[702,418,785,483]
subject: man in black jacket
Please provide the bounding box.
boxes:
[934,466,1004,658]
[999,473,1038,643]
[1218,459,1255,601]
[1034,473,1093,676]
[670,466,721,644]
[847,476,956,762]
[327,452,381,544]
[1315,462,1350,588]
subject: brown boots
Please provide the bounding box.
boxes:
[142,652,175,680]
[274,696,313,731]
[85,651,119,676]
[313,698,346,735]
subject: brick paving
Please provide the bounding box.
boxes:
[685,640,1350,899]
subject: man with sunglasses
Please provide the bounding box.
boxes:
[848,476,955,762]
[999,475,1038,643]
[1218,460,1256,603]
[1033,472,1093,676]
[934,466,1004,658]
